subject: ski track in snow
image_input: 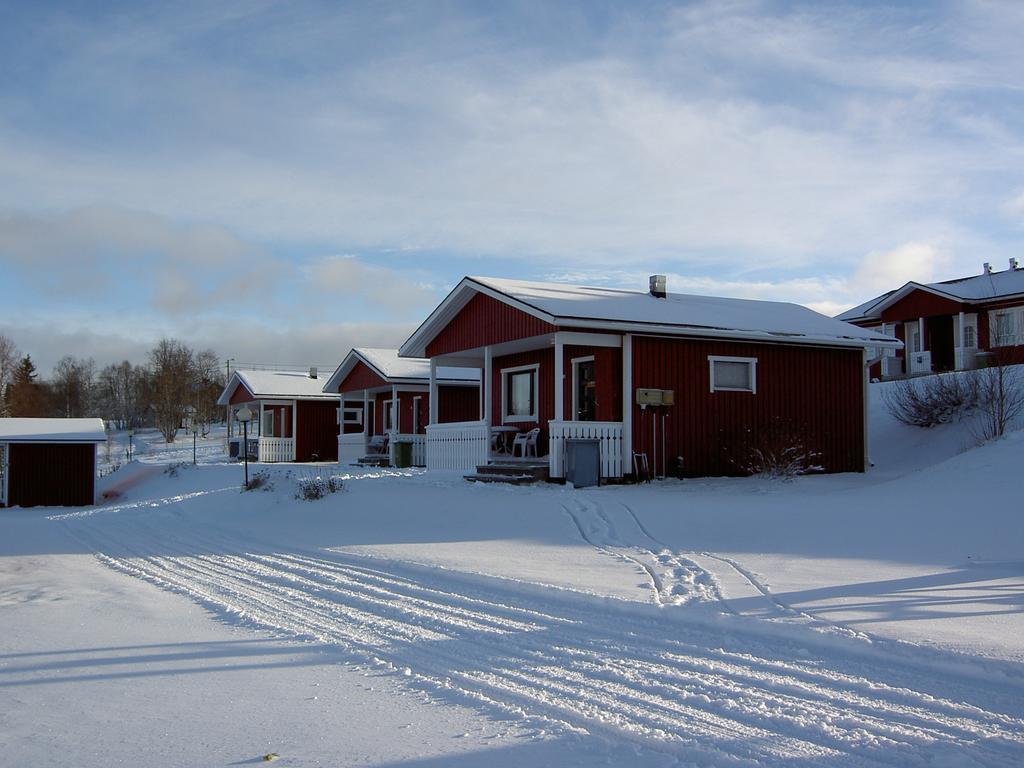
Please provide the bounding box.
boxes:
[62,501,1024,768]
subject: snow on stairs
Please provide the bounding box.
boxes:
[465,459,549,485]
[356,455,390,467]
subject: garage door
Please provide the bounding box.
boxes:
[7,443,96,507]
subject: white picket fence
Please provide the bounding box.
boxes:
[338,432,366,465]
[426,421,489,471]
[548,420,624,479]
[257,437,295,463]
[389,432,427,466]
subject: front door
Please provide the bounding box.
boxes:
[574,358,597,421]
[928,315,955,372]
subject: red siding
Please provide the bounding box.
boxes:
[438,385,480,424]
[336,360,388,393]
[7,443,96,507]
[427,292,556,357]
[228,382,256,405]
[491,349,555,454]
[262,404,292,438]
[295,400,339,461]
[880,289,966,323]
[563,345,622,422]
[631,336,864,477]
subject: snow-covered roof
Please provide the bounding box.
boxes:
[323,348,479,394]
[216,368,340,406]
[401,276,898,357]
[0,418,106,443]
[837,266,1024,322]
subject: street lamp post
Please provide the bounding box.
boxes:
[127,428,135,462]
[236,406,252,488]
[192,424,199,465]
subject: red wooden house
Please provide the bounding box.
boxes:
[399,275,899,480]
[838,260,1024,379]
[217,368,342,462]
[323,348,479,466]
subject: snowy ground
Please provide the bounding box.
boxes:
[2,389,1023,766]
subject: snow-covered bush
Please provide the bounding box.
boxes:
[883,372,980,427]
[295,471,343,500]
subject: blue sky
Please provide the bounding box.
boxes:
[2,0,1023,372]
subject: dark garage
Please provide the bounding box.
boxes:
[0,418,106,508]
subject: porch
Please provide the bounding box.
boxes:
[338,431,427,467]
[230,436,297,463]
[423,418,625,481]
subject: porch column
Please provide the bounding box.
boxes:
[428,359,438,425]
[483,346,492,428]
[291,400,297,441]
[554,335,564,421]
[622,333,632,467]
[957,311,966,370]
[391,385,399,433]
[919,317,926,350]
[363,390,369,435]
[258,402,264,437]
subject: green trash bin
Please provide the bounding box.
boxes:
[394,441,413,468]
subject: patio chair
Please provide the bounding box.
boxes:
[511,428,540,458]
[367,435,389,455]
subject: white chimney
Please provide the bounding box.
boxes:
[983,262,992,275]
[1011,258,1021,271]
[309,366,318,379]
[649,274,667,298]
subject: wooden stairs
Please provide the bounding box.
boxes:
[465,459,549,485]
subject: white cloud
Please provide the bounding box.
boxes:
[303,255,440,314]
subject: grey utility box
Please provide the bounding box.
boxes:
[565,438,601,488]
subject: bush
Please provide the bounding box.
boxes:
[882,372,980,427]
[244,470,273,492]
[972,364,1024,442]
[295,471,344,501]
[724,419,823,480]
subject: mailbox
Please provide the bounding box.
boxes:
[635,388,674,406]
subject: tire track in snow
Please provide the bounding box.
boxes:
[63,505,1024,768]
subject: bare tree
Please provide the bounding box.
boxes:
[98,361,149,429]
[149,339,194,443]
[974,363,1024,441]
[51,356,97,418]
[0,334,18,417]
[192,348,223,436]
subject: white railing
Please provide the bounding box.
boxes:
[338,432,366,465]
[907,351,932,375]
[881,357,904,378]
[549,420,624,479]
[388,432,427,466]
[258,437,295,463]
[426,420,489,471]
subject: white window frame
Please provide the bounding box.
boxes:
[501,363,540,424]
[905,322,921,354]
[383,399,395,432]
[412,396,422,434]
[990,309,1023,348]
[571,355,596,421]
[708,355,758,394]
[262,409,276,437]
[341,407,363,426]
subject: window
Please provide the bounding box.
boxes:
[412,397,422,434]
[341,408,363,426]
[572,356,596,421]
[502,364,539,422]
[963,325,976,348]
[906,323,921,354]
[709,356,757,393]
[262,409,275,437]
[993,311,1017,347]
[383,400,394,432]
